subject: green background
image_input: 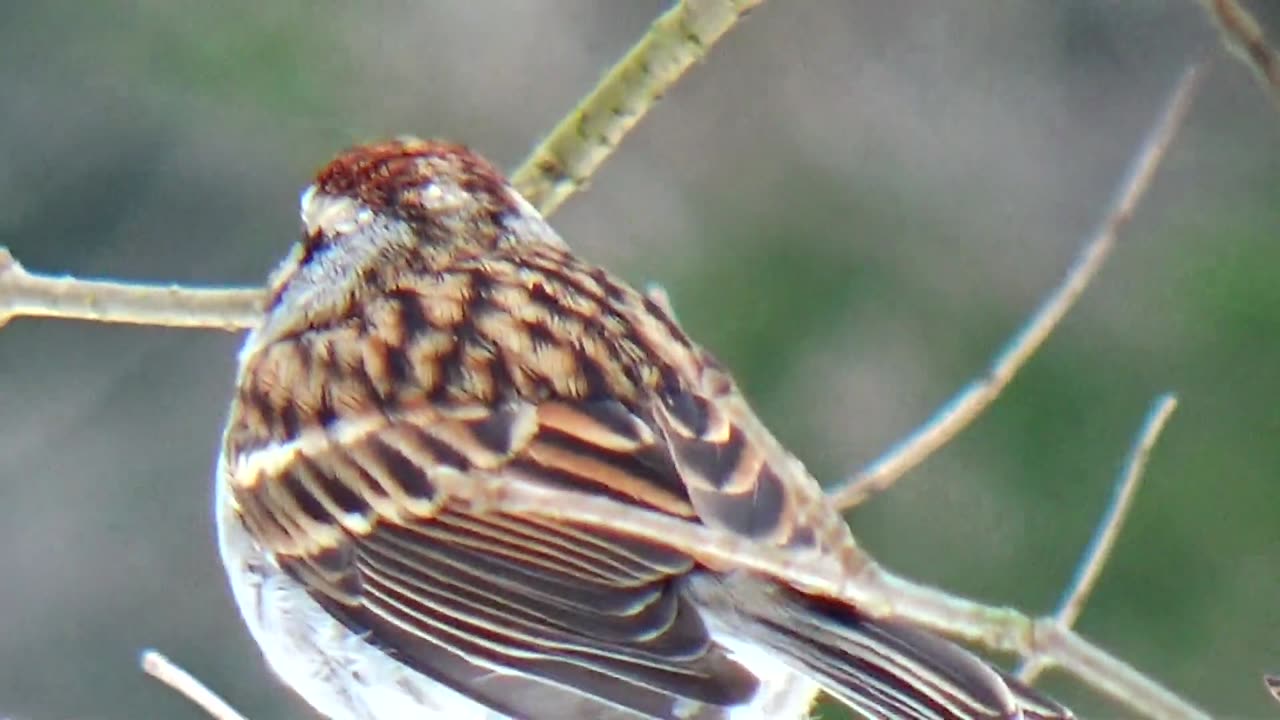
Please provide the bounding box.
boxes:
[0,2,1277,718]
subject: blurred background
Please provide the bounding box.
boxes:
[1,2,1277,718]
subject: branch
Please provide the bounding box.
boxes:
[1030,622,1208,720]
[510,0,767,216]
[1016,393,1179,683]
[0,248,261,330]
[141,650,249,720]
[1197,0,1280,110]
[826,63,1204,511]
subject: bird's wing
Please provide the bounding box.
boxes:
[226,389,775,720]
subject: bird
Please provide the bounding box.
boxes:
[215,136,1074,720]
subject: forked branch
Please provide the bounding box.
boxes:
[827,63,1203,511]
[1016,394,1179,683]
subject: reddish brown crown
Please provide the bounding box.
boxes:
[314,137,512,216]
[293,137,546,273]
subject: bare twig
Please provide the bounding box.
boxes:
[1052,394,1180,631]
[140,650,249,720]
[827,63,1204,511]
[0,248,262,330]
[510,0,766,215]
[1197,0,1280,109]
[1017,394,1179,683]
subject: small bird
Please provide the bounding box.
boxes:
[216,137,1073,720]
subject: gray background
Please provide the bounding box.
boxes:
[1,2,1277,718]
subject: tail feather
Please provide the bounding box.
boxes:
[692,574,1074,720]
[759,597,1020,719]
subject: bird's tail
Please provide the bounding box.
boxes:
[693,574,1074,719]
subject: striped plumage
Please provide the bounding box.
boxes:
[216,138,1073,720]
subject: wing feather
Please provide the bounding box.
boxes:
[230,395,761,719]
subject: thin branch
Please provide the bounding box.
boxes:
[1053,394,1180,631]
[826,63,1204,511]
[0,248,261,330]
[140,649,249,720]
[510,0,766,216]
[1197,0,1280,110]
[1017,394,1179,683]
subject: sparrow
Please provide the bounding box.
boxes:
[215,137,1073,720]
